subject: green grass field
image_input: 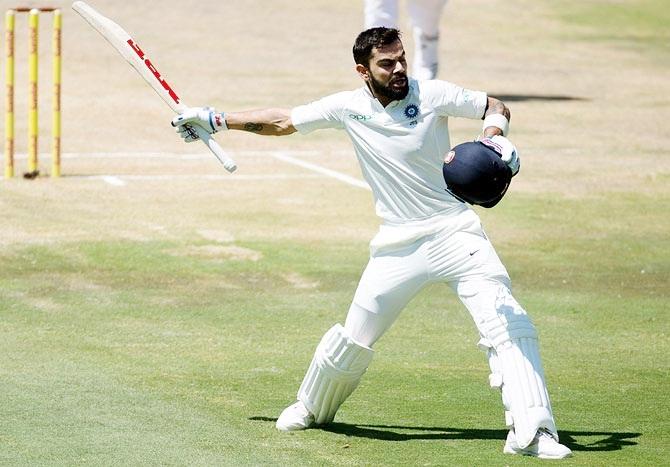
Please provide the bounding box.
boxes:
[3,193,667,465]
[1,0,669,465]
[554,0,670,56]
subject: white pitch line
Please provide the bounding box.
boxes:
[5,150,370,191]
[101,176,126,186]
[79,173,325,184]
[269,151,370,191]
[9,150,322,160]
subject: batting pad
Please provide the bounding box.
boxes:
[478,313,558,449]
[297,324,374,425]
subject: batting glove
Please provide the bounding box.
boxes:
[171,106,227,142]
[479,135,520,176]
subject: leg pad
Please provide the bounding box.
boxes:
[298,324,374,424]
[479,313,557,448]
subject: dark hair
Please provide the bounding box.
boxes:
[353,27,402,67]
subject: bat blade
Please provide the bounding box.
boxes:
[72,1,237,172]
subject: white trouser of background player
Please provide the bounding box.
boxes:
[296,209,561,449]
[364,0,448,80]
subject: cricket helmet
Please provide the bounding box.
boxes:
[442,141,512,208]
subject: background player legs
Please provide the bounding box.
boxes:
[364,0,448,79]
[364,0,399,28]
[407,0,448,80]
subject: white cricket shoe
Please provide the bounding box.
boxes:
[504,428,572,459]
[276,401,315,432]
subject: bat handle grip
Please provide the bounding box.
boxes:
[193,125,237,173]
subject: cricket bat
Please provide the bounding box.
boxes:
[72,1,237,172]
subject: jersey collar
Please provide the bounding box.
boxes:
[363,79,417,109]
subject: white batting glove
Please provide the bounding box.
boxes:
[479,135,520,176]
[174,123,200,143]
[171,106,227,142]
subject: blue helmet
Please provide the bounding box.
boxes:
[442,141,512,208]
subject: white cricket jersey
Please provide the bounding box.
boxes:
[291,79,487,224]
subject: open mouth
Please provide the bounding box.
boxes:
[390,76,407,88]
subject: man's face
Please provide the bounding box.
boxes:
[365,40,409,102]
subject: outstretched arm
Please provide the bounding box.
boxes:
[225,108,296,136]
[171,106,296,142]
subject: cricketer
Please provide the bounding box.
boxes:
[172,28,572,459]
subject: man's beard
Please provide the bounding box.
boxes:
[369,73,409,101]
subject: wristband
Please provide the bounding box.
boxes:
[209,111,228,132]
[482,113,509,137]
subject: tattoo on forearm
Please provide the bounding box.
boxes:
[244,122,264,133]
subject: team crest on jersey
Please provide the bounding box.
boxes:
[444,150,456,164]
[404,104,419,119]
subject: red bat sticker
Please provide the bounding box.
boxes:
[127,39,180,105]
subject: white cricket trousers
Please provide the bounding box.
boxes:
[344,209,524,347]
[364,0,448,35]
[364,0,449,78]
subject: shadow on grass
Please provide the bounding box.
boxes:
[249,417,639,452]
[489,93,589,102]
